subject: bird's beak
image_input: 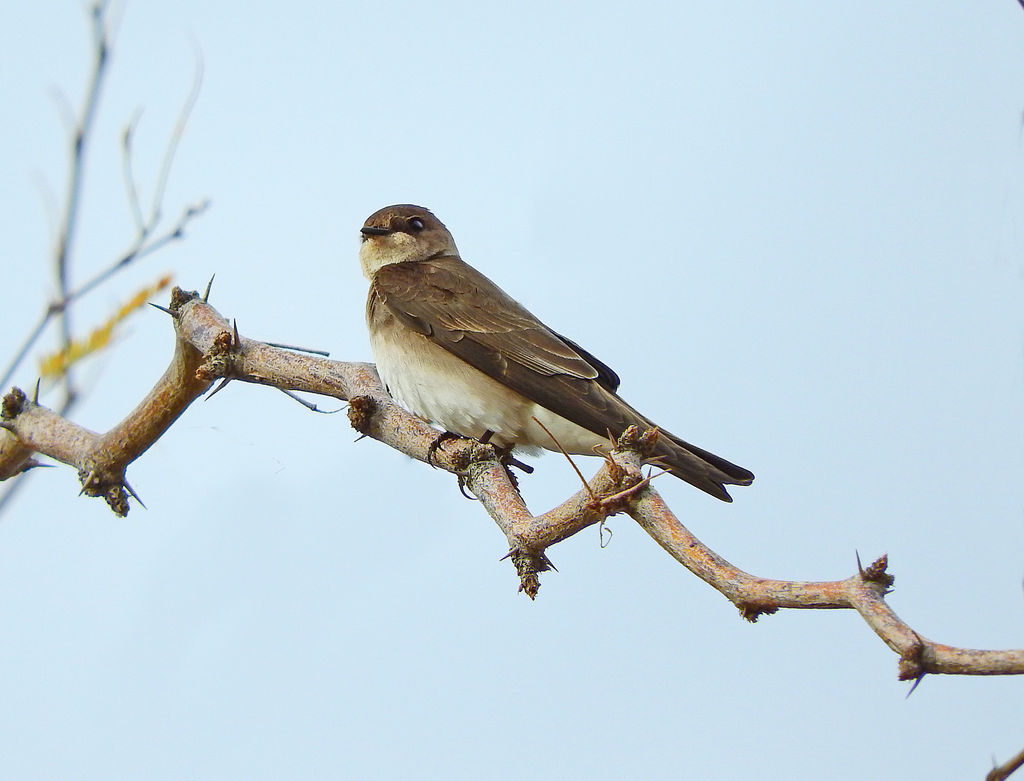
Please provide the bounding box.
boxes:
[360,226,392,237]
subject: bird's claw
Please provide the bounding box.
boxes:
[426,431,461,468]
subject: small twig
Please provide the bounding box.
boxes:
[0,317,50,392]
[150,50,203,226]
[1,201,207,394]
[51,2,112,410]
[531,415,595,500]
[121,108,146,233]
[69,201,208,304]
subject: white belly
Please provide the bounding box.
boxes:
[370,329,607,456]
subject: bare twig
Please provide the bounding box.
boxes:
[532,414,596,500]
[149,50,203,224]
[0,3,207,398]
[52,1,112,410]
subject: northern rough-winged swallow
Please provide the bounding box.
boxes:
[359,204,754,501]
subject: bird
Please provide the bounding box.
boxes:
[358,204,753,501]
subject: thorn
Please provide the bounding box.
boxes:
[855,550,863,575]
[232,318,240,348]
[353,433,368,442]
[262,341,330,357]
[205,377,231,400]
[148,301,177,317]
[905,674,926,698]
[203,273,215,302]
[32,378,41,404]
[276,387,322,412]
[123,480,147,509]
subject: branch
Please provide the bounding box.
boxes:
[0,2,207,396]
[989,745,1024,781]
[50,1,112,409]
[1,285,1022,681]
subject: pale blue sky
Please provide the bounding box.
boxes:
[2,2,1024,779]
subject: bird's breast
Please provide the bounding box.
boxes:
[366,294,608,456]
[368,316,533,447]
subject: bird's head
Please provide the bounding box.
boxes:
[359,204,457,278]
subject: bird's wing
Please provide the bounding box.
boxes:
[372,255,622,389]
[372,255,753,500]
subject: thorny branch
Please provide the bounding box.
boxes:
[0,1,206,514]
[2,288,1022,687]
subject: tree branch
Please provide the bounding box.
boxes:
[1,285,1022,680]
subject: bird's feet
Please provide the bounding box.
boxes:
[426,431,462,468]
[490,444,534,492]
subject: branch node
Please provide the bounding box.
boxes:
[347,395,378,435]
[196,328,235,382]
[78,464,131,517]
[169,286,200,313]
[897,632,926,682]
[860,553,894,589]
[504,547,556,599]
[594,470,652,513]
[104,484,130,517]
[2,387,28,420]
[636,425,661,457]
[735,601,779,623]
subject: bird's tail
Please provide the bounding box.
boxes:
[652,430,754,502]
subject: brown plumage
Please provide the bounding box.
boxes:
[360,204,753,501]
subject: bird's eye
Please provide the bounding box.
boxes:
[408,217,425,231]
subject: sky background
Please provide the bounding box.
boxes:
[2,2,1024,779]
